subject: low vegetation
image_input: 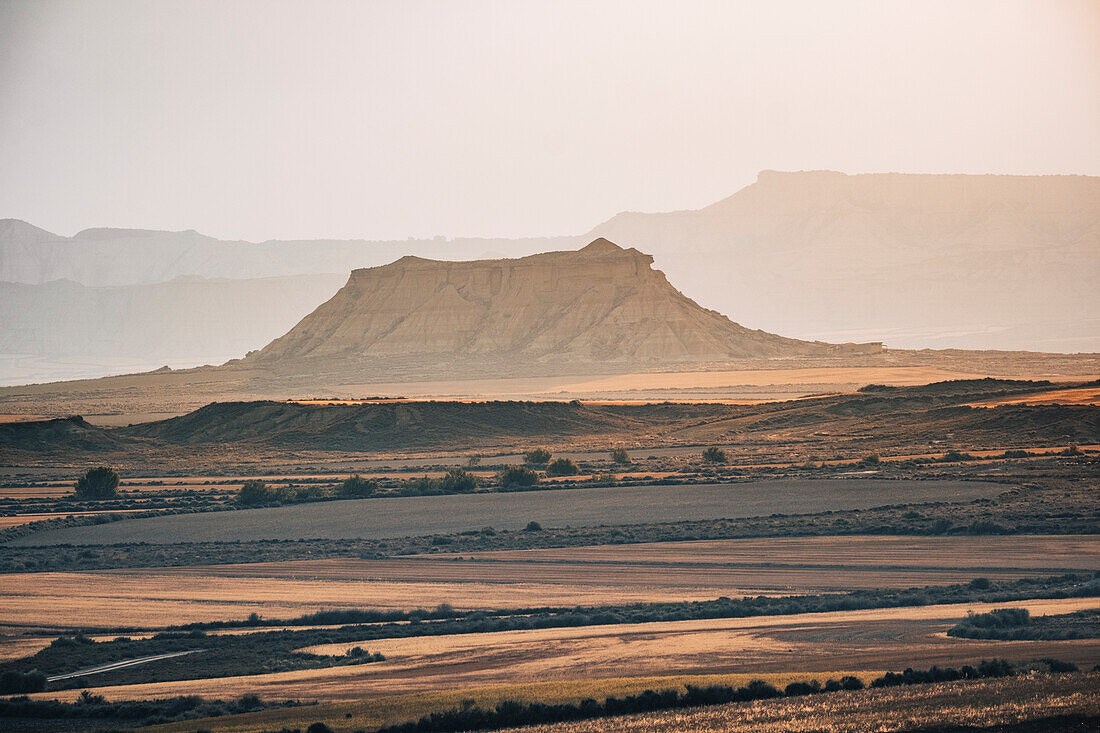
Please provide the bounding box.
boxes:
[610,448,631,464]
[948,607,1100,640]
[0,692,306,727]
[0,669,46,693]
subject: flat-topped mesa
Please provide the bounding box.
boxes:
[252,238,876,366]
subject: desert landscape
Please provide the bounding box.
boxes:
[2,2,1099,732]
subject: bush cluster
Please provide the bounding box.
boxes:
[0,693,301,725]
[948,608,1099,641]
[497,466,539,489]
[545,458,579,477]
[401,469,479,495]
[371,660,1073,733]
[0,669,46,693]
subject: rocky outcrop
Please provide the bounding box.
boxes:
[252,238,874,367]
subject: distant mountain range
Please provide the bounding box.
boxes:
[1,171,1097,384]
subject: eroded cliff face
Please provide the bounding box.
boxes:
[253,238,861,366]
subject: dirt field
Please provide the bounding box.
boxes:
[442,534,1100,573]
[27,597,1100,705]
[1,534,1092,630]
[7,479,1002,546]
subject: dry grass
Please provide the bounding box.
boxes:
[496,673,1100,732]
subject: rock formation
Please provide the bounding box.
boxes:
[252,238,875,368]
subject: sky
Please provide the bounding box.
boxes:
[1,0,1098,242]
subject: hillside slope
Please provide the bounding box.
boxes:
[591,171,1100,352]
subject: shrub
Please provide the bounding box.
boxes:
[498,466,539,489]
[524,448,552,465]
[0,669,46,693]
[860,454,880,465]
[610,448,631,464]
[439,468,478,493]
[968,577,992,590]
[75,467,119,500]
[524,521,543,532]
[931,518,954,535]
[236,480,277,506]
[340,474,379,498]
[545,458,579,477]
[784,680,821,696]
[702,447,728,463]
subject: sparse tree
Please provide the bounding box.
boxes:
[74,467,119,500]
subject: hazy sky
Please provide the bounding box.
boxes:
[1,0,1098,242]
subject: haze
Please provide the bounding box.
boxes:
[2,0,1098,242]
